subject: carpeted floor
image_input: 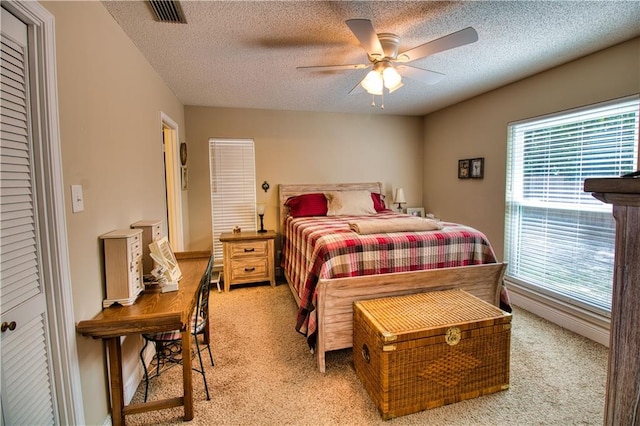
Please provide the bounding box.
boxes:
[127,282,608,425]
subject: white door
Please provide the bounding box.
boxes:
[0,8,56,425]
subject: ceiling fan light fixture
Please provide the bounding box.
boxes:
[362,61,403,95]
[388,82,404,94]
[382,65,402,90]
[362,70,383,95]
[298,19,478,109]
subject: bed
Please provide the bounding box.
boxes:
[279,182,510,372]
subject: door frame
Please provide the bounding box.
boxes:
[161,112,184,251]
[2,1,84,424]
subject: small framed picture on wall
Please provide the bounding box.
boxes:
[470,158,484,179]
[458,159,470,179]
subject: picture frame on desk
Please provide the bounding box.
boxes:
[406,207,425,217]
[149,236,182,282]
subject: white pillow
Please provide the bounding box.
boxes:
[325,190,377,216]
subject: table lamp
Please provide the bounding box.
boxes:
[394,188,406,212]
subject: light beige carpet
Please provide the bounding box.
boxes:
[127,283,608,425]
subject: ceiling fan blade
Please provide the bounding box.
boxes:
[397,27,478,62]
[346,19,384,58]
[396,65,446,85]
[297,64,369,72]
[349,78,366,95]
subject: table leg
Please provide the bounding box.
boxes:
[106,337,125,426]
[182,329,194,420]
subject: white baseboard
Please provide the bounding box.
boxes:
[507,279,610,347]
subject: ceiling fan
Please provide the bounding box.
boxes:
[297,19,478,107]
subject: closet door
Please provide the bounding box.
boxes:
[0,8,56,425]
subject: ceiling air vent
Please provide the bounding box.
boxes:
[148,0,186,24]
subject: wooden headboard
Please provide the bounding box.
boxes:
[278,182,383,231]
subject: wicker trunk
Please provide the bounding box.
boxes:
[353,289,511,420]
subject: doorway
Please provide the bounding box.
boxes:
[161,112,184,251]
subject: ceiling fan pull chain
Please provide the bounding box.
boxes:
[371,94,376,108]
[381,88,385,109]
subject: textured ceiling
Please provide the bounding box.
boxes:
[101,1,640,116]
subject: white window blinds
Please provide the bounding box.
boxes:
[209,139,256,265]
[504,96,639,313]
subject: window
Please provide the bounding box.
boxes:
[209,139,256,266]
[504,96,639,313]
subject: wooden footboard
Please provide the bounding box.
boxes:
[314,262,507,372]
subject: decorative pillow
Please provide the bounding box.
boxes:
[371,192,386,212]
[285,193,328,217]
[325,190,377,216]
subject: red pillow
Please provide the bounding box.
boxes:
[285,193,328,217]
[371,193,386,212]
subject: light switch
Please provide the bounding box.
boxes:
[71,184,84,213]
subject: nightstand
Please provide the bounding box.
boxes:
[219,230,276,292]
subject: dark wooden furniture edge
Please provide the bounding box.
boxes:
[584,177,640,425]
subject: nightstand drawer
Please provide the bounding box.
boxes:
[228,240,268,258]
[229,257,269,282]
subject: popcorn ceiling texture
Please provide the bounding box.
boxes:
[101,1,640,116]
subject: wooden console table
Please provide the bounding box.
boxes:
[76,251,212,426]
[584,178,639,426]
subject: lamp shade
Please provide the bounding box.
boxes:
[394,188,406,204]
[382,66,402,90]
[257,203,266,215]
[361,70,383,95]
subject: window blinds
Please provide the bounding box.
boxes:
[504,96,639,312]
[209,139,256,266]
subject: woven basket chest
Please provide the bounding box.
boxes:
[353,289,511,420]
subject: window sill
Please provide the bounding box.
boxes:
[506,278,610,347]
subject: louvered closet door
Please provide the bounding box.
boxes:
[1,8,56,425]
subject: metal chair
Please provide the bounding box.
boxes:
[139,255,214,402]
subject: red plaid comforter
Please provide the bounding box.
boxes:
[281,211,501,344]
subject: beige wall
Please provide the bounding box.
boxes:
[184,107,424,250]
[36,1,639,421]
[41,2,185,424]
[422,37,640,259]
